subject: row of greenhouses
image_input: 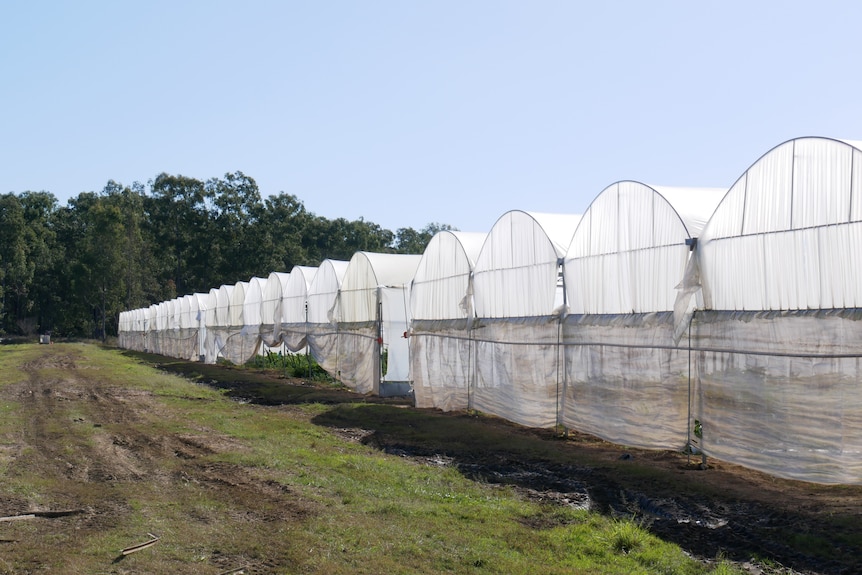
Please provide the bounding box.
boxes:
[119,136,862,485]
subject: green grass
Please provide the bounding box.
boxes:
[0,343,745,574]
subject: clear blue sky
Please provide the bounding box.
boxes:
[2,1,861,234]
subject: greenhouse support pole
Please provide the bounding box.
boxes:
[687,312,693,464]
[556,257,568,437]
[305,301,311,378]
[374,288,382,396]
[686,310,705,468]
[467,271,476,412]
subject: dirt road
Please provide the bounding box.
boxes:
[0,345,308,573]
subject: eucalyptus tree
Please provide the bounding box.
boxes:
[256,191,311,272]
[205,171,267,286]
[52,191,126,338]
[16,191,61,334]
[145,173,211,298]
[0,193,30,333]
[100,181,155,311]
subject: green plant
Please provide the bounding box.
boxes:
[245,350,335,382]
[604,518,647,554]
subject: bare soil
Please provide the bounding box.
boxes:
[0,347,312,573]
[2,345,861,574]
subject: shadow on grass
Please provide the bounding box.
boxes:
[126,349,862,575]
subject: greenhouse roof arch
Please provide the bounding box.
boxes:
[473,210,582,318]
[149,304,159,332]
[179,295,196,329]
[697,136,862,311]
[283,266,317,323]
[307,259,349,324]
[261,272,289,326]
[229,281,249,328]
[206,288,219,327]
[166,298,181,330]
[410,231,487,321]
[565,181,725,314]
[243,277,267,327]
[214,284,234,328]
[337,252,422,323]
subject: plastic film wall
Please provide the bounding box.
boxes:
[470,211,580,428]
[560,183,722,450]
[410,232,486,411]
[684,138,862,483]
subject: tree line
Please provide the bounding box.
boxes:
[0,171,452,339]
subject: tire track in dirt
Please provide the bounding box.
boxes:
[0,345,313,573]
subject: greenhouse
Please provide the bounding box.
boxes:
[204,284,234,364]
[215,280,257,364]
[561,181,724,449]
[280,266,318,352]
[678,137,862,483]
[305,259,349,380]
[333,252,422,395]
[148,303,161,354]
[471,210,582,428]
[202,294,217,362]
[179,292,208,362]
[116,134,862,485]
[260,271,289,350]
[243,277,267,338]
[167,298,183,358]
[410,231,487,411]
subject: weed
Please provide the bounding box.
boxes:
[246,350,335,381]
[605,518,647,554]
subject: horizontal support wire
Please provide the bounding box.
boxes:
[410,330,862,359]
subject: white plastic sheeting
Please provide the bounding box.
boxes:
[260,272,289,348]
[678,137,862,483]
[219,280,260,364]
[410,231,486,411]
[561,182,723,450]
[334,252,422,394]
[565,182,725,315]
[306,259,349,381]
[117,311,131,350]
[229,281,248,329]
[473,211,578,319]
[181,293,208,361]
[203,288,219,362]
[243,277,266,329]
[155,299,183,358]
[472,211,581,428]
[691,310,862,484]
[695,137,862,311]
[281,266,317,352]
[204,284,235,363]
